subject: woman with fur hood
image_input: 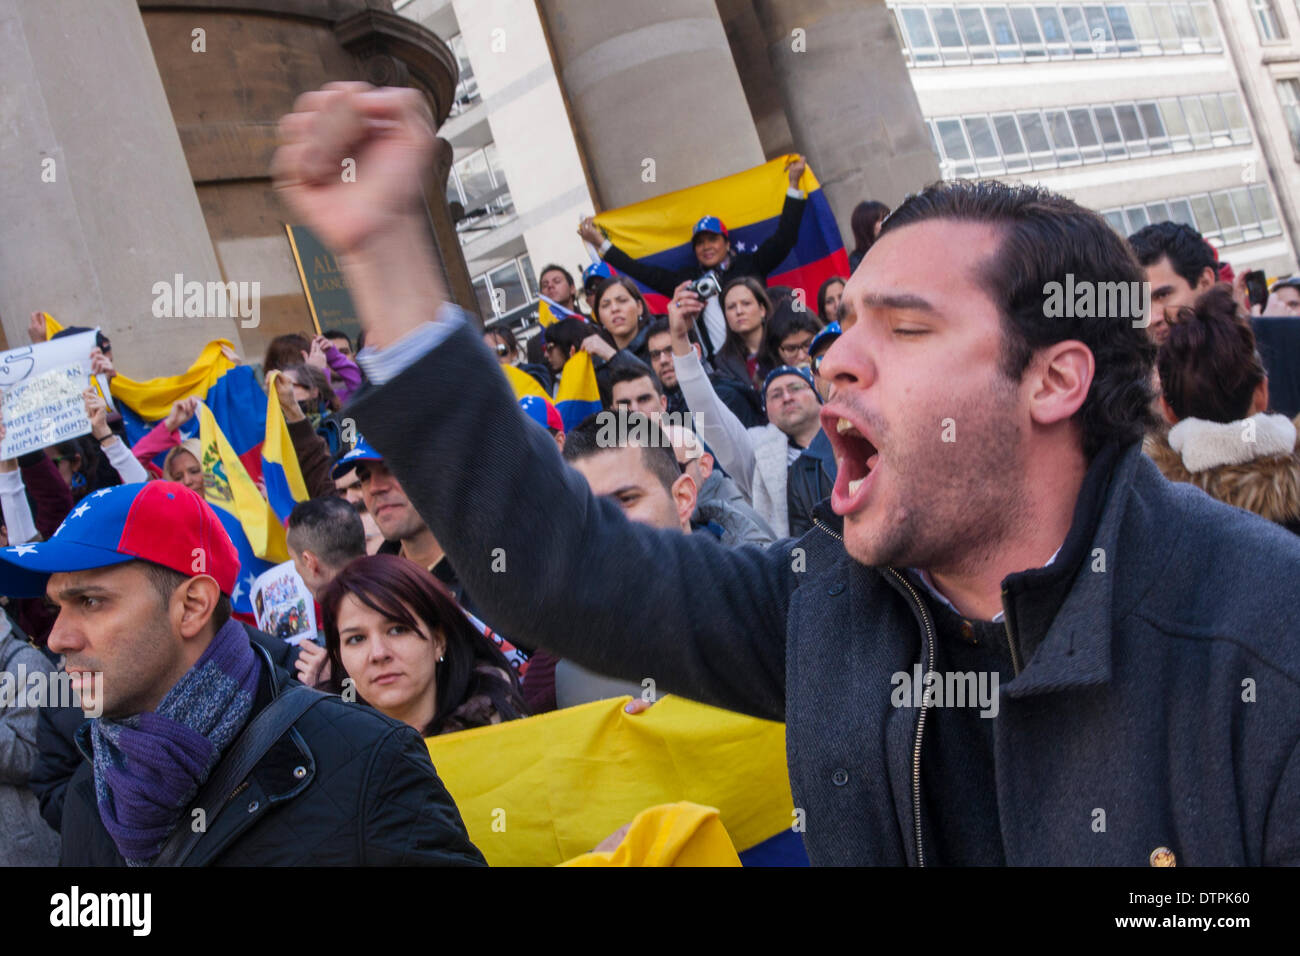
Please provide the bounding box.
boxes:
[1145,284,1300,534]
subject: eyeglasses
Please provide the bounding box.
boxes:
[779,339,814,360]
[493,343,510,356]
[766,380,811,402]
[648,347,675,362]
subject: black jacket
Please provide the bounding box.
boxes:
[350,317,1300,865]
[59,641,485,866]
[786,430,837,538]
[31,624,299,833]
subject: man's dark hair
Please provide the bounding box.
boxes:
[287,496,366,569]
[646,314,700,348]
[140,561,232,631]
[544,316,612,355]
[1127,221,1217,290]
[484,322,519,354]
[562,411,680,494]
[1157,284,1265,423]
[322,329,352,350]
[539,263,574,287]
[880,179,1157,458]
[606,354,664,397]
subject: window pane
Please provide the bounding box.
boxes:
[1018,110,1054,153]
[1192,3,1221,49]
[1084,5,1115,53]
[1124,206,1150,232]
[1181,96,1212,147]
[473,276,496,317]
[1069,107,1103,162]
[1045,109,1081,162]
[1061,5,1094,53]
[1128,4,1162,53]
[1106,5,1140,51]
[936,118,975,175]
[1011,6,1047,58]
[930,6,966,48]
[993,113,1031,169]
[1159,98,1192,151]
[1145,201,1171,223]
[1251,184,1282,234]
[901,7,941,63]
[1200,94,1229,137]
[984,6,1023,60]
[1230,187,1263,240]
[1212,191,1241,243]
[1169,199,1196,227]
[1115,103,1144,141]
[1093,106,1128,157]
[1190,194,1219,235]
[519,254,537,297]
[1151,3,1182,51]
[454,150,493,206]
[1172,2,1198,41]
[1103,209,1127,232]
[487,260,526,313]
[1220,92,1250,143]
[1139,101,1166,138]
[965,116,1003,173]
[957,7,996,60]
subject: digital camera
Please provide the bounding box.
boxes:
[690,270,722,299]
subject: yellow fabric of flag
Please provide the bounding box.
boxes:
[559,802,742,867]
[425,695,794,867]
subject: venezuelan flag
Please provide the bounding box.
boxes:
[592,155,849,313]
[196,401,289,613]
[261,371,310,524]
[553,352,601,432]
[425,695,808,867]
[536,294,583,327]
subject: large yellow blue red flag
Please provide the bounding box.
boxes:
[592,155,849,313]
[425,695,806,866]
[261,371,310,524]
[552,352,601,431]
[196,401,290,612]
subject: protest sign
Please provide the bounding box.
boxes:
[251,560,317,644]
[0,330,99,459]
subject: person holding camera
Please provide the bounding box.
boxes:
[577,156,809,364]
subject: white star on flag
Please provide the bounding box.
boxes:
[231,579,244,603]
[71,503,91,519]
[7,544,38,556]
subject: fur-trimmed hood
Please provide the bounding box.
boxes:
[1144,412,1300,530]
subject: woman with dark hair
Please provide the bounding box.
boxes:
[848,200,889,272]
[262,333,312,374]
[760,308,822,374]
[715,276,773,395]
[592,275,653,364]
[485,323,552,392]
[321,553,529,736]
[1145,284,1300,533]
[282,363,345,459]
[817,275,846,324]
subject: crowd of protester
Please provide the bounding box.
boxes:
[3,81,1300,868]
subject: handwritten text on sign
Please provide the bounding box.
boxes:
[1,364,91,458]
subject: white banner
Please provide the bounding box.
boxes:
[0,330,98,459]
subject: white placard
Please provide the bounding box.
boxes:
[251,560,318,645]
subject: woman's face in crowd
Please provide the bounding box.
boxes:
[823,280,845,323]
[285,369,317,406]
[483,332,513,366]
[168,450,204,494]
[725,286,765,337]
[598,284,642,339]
[779,330,816,368]
[336,593,444,726]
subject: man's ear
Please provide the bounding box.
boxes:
[176,575,223,640]
[1026,340,1094,427]
[1251,377,1270,416]
[671,473,697,531]
[1197,265,1217,291]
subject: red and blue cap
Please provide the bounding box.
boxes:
[331,436,383,480]
[582,261,614,288]
[518,395,564,434]
[692,216,729,241]
[0,482,240,598]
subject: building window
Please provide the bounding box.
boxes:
[928,93,1252,177]
[1253,0,1286,41]
[447,34,481,116]
[889,2,1222,66]
[1102,186,1283,247]
[1277,78,1300,158]
[473,255,539,319]
[447,145,516,238]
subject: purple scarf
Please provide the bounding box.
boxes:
[88,618,260,865]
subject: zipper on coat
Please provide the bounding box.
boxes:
[814,518,937,867]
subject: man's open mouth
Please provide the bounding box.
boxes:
[822,407,880,515]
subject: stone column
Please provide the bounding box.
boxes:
[537,0,766,208]
[751,0,940,245]
[0,0,244,370]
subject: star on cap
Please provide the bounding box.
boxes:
[91,488,114,499]
[70,503,91,520]
[7,544,38,556]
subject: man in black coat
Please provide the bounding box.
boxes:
[578,156,809,362]
[0,481,483,866]
[274,85,1300,866]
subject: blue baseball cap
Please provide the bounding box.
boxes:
[582,262,614,287]
[518,395,565,434]
[0,482,240,599]
[761,365,821,412]
[692,216,729,241]
[810,321,841,358]
[331,437,383,480]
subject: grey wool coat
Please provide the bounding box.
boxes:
[350,313,1300,866]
